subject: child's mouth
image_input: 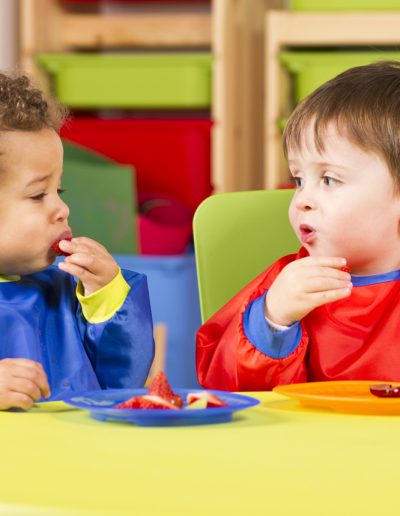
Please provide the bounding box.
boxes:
[51,232,73,256]
[299,224,316,244]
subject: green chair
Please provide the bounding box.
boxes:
[193,190,300,322]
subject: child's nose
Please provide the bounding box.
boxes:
[54,197,70,222]
[294,187,316,211]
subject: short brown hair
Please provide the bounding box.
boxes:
[0,71,68,132]
[283,60,400,190]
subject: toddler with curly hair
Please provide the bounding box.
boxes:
[0,72,154,409]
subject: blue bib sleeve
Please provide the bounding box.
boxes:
[79,269,154,389]
[243,292,302,359]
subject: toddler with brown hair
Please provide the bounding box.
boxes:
[197,61,400,391]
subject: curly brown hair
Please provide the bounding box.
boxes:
[0,71,68,132]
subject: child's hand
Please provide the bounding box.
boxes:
[265,256,352,326]
[0,359,51,410]
[57,237,119,296]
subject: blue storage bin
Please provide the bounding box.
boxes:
[114,253,201,388]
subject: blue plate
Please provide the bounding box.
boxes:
[62,388,260,427]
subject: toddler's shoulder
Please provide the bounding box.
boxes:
[120,268,148,288]
[25,266,77,299]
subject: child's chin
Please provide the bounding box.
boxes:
[24,257,56,275]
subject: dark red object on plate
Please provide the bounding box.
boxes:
[369,384,400,398]
[147,371,183,407]
[115,371,184,410]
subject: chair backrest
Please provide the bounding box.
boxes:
[193,190,299,322]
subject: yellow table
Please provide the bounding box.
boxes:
[2,392,399,515]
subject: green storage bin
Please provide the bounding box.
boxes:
[37,53,212,108]
[291,0,400,10]
[62,141,137,253]
[280,50,400,101]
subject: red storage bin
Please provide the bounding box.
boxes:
[138,193,193,255]
[61,117,212,213]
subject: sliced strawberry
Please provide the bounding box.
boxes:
[115,394,179,410]
[184,398,208,410]
[148,371,183,408]
[51,236,72,257]
[186,391,228,408]
[340,266,351,273]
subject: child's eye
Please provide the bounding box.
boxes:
[30,192,47,201]
[322,176,340,186]
[291,176,304,188]
[57,188,66,195]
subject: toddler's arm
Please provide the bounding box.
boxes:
[196,251,352,391]
[0,359,50,410]
[265,256,352,326]
[56,236,154,389]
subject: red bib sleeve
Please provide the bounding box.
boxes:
[196,249,309,391]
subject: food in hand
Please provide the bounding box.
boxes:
[51,236,72,256]
[369,384,400,397]
[340,266,351,273]
[114,371,227,410]
[186,391,228,408]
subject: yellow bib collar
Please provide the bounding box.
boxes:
[0,275,21,282]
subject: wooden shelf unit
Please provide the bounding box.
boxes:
[212,0,285,193]
[18,0,212,77]
[18,0,287,194]
[264,10,400,189]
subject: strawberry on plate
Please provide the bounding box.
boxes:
[369,384,400,398]
[115,371,183,410]
[186,391,228,408]
[115,394,179,410]
[148,371,183,408]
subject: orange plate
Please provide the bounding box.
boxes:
[273,381,400,415]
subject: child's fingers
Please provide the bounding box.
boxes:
[58,237,108,258]
[58,260,97,282]
[10,377,42,402]
[60,252,119,284]
[63,252,99,273]
[0,359,51,398]
[303,277,352,294]
[63,252,112,277]
[299,256,347,269]
[12,363,51,399]
[308,286,352,306]
[0,391,35,411]
[311,268,351,281]
[4,358,45,370]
